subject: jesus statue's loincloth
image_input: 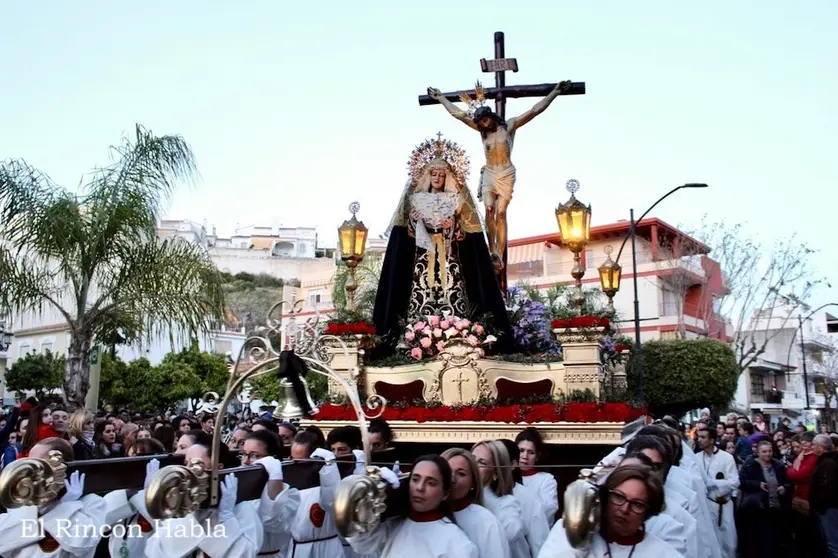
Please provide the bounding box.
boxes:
[479,163,516,206]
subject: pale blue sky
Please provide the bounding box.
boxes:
[1,1,835,308]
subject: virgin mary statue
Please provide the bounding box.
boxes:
[373,135,511,352]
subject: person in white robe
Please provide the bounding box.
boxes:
[145,444,264,557]
[516,428,559,526]
[239,429,301,557]
[441,448,511,558]
[500,438,549,556]
[695,427,739,558]
[538,463,680,558]
[0,438,107,557]
[473,441,529,557]
[346,455,478,557]
[285,442,344,558]
[102,457,160,557]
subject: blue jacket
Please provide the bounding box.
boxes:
[1,443,20,469]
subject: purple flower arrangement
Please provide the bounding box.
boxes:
[506,286,562,356]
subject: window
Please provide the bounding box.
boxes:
[585,249,595,269]
[660,289,680,316]
[18,344,31,357]
[308,289,324,308]
[40,342,54,354]
[750,373,766,397]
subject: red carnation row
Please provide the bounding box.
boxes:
[614,343,631,352]
[314,402,645,424]
[551,316,611,329]
[324,322,377,336]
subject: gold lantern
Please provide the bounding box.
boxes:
[598,245,622,313]
[337,202,368,313]
[556,179,592,314]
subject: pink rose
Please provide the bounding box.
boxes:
[420,337,432,349]
[444,327,457,339]
[461,319,471,329]
[433,328,443,338]
[454,320,466,331]
[436,341,446,352]
[405,331,416,342]
[466,335,479,346]
[422,327,432,336]
[477,348,485,358]
[428,315,441,327]
[474,324,485,335]
[410,347,423,360]
[440,319,452,330]
[413,321,427,332]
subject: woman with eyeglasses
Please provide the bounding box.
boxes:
[538,463,681,557]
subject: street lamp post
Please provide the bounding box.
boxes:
[337,202,369,313]
[602,183,709,402]
[555,180,592,315]
[0,315,12,353]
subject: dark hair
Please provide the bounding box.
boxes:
[515,427,544,456]
[699,427,717,440]
[724,423,737,432]
[278,421,298,434]
[172,415,194,430]
[801,431,816,443]
[253,419,278,433]
[292,430,322,457]
[369,418,394,446]
[411,454,456,523]
[473,106,504,127]
[183,429,212,448]
[740,422,754,435]
[326,426,362,451]
[304,425,327,449]
[200,414,215,425]
[248,429,282,457]
[153,425,176,452]
[661,416,680,430]
[622,451,655,468]
[601,463,665,520]
[22,404,49,452]
[498,439,523,484]
[132,438,166,455]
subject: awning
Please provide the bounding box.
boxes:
[507,243,544,265]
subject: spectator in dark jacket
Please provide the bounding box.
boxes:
[739,440,792,558]
[736,421,755,463]
[811,434,838,558]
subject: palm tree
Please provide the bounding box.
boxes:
[0,125,225,406]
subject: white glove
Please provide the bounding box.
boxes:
[144,458,160,490]
[353,449,366,475]
[378,466,400,488]
[218,474,238,522]
[311,448,335,462]
[255,456,284,481]
[392,461,400,476]
[61,471,85,504]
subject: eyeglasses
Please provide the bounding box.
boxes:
[239,452,266,461]
[608,490,648,515]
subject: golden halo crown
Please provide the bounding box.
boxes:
[458,81,487,118]
[407,133,469,186]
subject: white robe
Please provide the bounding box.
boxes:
[145,502,264,558]
[253,484,300,557]
[0,494,107,557]
[696,449,739,558]
[665,476,718,558]
[513,483,549,557]
[670,465,720,558]
[662,490,698,558]
[285,461,342,558]
[537,519,682,557]
[483,488,529,558]
[102,489,154,558]
[454,503,511,558]
[346,516,478,557]
[646,513,688,557]
[521,472,559,527]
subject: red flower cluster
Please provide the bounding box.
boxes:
[551,316,611,329]
[323,322,377,336]
[315,402,645,424]
[614,343,631,352]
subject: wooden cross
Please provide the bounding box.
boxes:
[418,31,586,293]
[452,370,470,402]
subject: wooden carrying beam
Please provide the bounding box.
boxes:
[417,82,585,106]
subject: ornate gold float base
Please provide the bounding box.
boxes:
[303,419,638,445]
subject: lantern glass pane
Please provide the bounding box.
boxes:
[569,208,586,241]
[354,228,368,257]
[599,266,613,291]
[339,227,353,257]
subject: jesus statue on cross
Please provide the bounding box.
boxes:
[427,80,572,271]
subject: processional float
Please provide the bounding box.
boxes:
[0,297,396,538]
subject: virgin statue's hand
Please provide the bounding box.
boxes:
[441,218,453,230]
[455,230,465,241]
[410,209,420,221]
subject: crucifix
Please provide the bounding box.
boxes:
[419,31,585,294]
[451,370,471,402]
